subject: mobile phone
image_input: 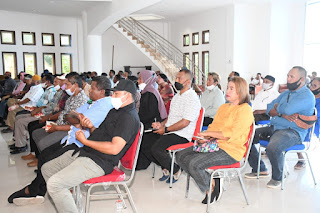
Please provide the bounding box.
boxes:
[193,136,208,141]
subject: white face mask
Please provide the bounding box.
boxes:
[262,83,272,90]
[111,94,127,110]
[207,84,215,91]
[54,85,60,91]
[138,83,147,91]
[41,83,47,88]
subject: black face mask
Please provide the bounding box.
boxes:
[5,76,9,80]
[287,78,301,91]
[312,88,320,95]
[175,82,184,90]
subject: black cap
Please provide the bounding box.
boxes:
[264,75,275,83]
[112,79,136,95]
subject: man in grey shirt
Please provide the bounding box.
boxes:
[0,72,16,98]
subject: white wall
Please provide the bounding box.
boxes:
[0,10,83,76]
[169,6,234,89]
[101,27,160,75]
[233,2,271,83]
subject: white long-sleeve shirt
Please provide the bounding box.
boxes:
[200,86,225,119]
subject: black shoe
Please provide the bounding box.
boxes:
[214,178,223,202]
[202,190,216,204]
[34,169,38,173]
[0,122,8,127]
[8,144,16,149]
[8,187,30,203]
[1,127,12,133]
[10,145,27,154]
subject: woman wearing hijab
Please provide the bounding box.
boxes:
[136,70,168,170]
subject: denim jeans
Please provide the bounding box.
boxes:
[248,126,301,181]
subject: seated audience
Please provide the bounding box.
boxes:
[136,70,167,170]
[150,68,201,183]
[157,73,174,113]
[0,72,16,98]
[246,66,315,189]
[108,69,115,88]
[250,73,263,86]
[251,75,279,123]
[81,74,91,97]
[228,71,240,81]
[9,74,57,154]
[124,70,132,79]
[8,76,114,206]
[176,76,253,204]
[2,75,43,133]
[200,72,225,126]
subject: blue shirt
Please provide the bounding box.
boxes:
[267,86,315,141]
[36,85,56,107]
[60,97,113,147]
[314,98,320,138]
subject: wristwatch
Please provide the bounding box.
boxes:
[165,127,169,133]
[278,113,282,117]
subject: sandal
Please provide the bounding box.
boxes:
[294,161,306,170]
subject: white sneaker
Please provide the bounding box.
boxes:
[13,196,45,206]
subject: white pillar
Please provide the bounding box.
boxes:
[85,35,103,75]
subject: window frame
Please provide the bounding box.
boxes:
[192,32,199,45]
[61,53,73,74]
[42,33,55,46]
[22,32,36,45]
[183,34,190,47]
[192,52,199,84]
[202,51,209,77]
[202,30,210,44]
[183,53,190,69]
[23,52,38,75]
[2,52,18,79]
[0,30,16,45]
[60,34,72,47]
[43,53,56,75]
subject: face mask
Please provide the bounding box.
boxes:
[207,85,215,91]
[287,78,301,91]
[138,83,146,91]
[5,76,9,80]
[175,81,185,90]
[312,88,320,96]
[61,84,66,90]
[65,85,75,96]
[111,94,127,110]
[54,85,60,91]
[262,83,272,90]
[41,83,47,88]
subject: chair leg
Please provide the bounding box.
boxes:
[236,170,250,205]
[185,174,190,198]
[152,163,155,178]
[281,153,286,190]
[115,185,127,209]
[206,172,215,213]
[85,186,93,213]
[169,151,176,188]
[257,144,262,179]
[305,153,317,186]
[123,184,138,213]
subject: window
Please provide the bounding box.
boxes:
[183,34,190,46]
[183,53,190,69]
[192,52,199,84]
[61,53,72,74]
[22,32,36,45]
[60,34,71,47]
[2,52,17,79]
[23,52,37,75]
[202,51,209,77]
[43,53,56,74]
[304,1,320,72]
[42,33,54,46]
[202,30,210,44]
[192,32,199,45]
[0,30,16,45]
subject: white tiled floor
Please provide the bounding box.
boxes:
[1,130,320,213]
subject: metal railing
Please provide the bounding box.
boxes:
[116,17,206,86]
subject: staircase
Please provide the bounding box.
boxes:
[113,17,205,86]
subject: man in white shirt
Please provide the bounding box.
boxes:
[252,75,279,123]
[151,68,201,183]
[200,72,225,126]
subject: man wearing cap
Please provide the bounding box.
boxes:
[2,74,44,133]
[8,76,114,206]
[33,80,139,212]
[251,75,279,123]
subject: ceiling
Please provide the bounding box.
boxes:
[0,0,110,17]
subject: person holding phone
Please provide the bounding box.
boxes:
[176,76,254,204]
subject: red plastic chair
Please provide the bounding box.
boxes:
[185,123,255,213]
[74,123,144,213]
[151,107,204,188]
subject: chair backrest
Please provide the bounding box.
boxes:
[303,108,317,143]
[120,123,144,170]
[240,123,255,169]
[192,107,205,141]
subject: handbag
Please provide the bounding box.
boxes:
[193,138,219,153]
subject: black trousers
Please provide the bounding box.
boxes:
[150,133,188,174]
[28,141,78,196]
[203,117,213,126]
[136,132,160,170]
[27,120,45,157]
[254,113,270,124]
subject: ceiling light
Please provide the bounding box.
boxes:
[129,14,164,21]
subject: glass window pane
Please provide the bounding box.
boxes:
[1,31,15,44]
[22,32,35,45]
[24,53,37,76]
[42,33,54,46]
[43,53,55,74]
[192,33,199,45]
[61,54,72,74]
[2,52,17,79]
[193,52,199,84]
[60,34,71,46]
